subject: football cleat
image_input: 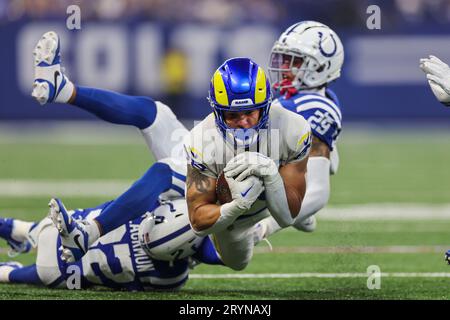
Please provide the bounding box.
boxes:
[445,250,450,265]
[31,31,74,105]
[48,198,97,262]
[294,215,317,233]
[0,218,32,257]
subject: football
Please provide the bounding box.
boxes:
[216,171,233,204]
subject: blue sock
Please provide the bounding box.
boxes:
[73,86,157,129]
[193,237,224,265]
[96,162,173,234]
[9,264,43,285]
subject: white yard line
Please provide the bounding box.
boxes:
[190,273,450,279]
[318,204,450,220]
[0,180,450,220]
[0,180,133,197]
[2,179,450,219]
[253,245,449,254]
[0,245,447,256]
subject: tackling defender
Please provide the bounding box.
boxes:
[255,21,344,238]
[0,197,215,290]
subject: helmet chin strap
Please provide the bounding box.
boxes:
[272,65,307,98]
[274,79,299,99]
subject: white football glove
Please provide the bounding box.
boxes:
[224,152,278,183]
[420,55,450,105]
[225,174,264,211]
[194,174,264,237]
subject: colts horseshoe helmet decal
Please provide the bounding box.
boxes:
[318,32,337,57]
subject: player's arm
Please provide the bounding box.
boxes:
[224,152,307,228]
[186,165,264,236]
[185,164,221,232]
[310,136,330,158]
[293,135,332,223]
[224,118,313,227]
[278,157,308,217]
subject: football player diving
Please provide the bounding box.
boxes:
[26,22,343,269]
[0,197,217,290]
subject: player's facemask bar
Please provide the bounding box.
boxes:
[208,96,272,148]
[268,50,321,91]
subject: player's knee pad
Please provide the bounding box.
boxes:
[36,266,63,287]
[227,260,249,271]
[219,250,250,271]
[35,224,62,286]
[155,158,186,200]
[140,101,189,161]
[26,217,53,248]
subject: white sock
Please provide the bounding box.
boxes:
[85,220,101,247]
[0,266,14,282]
[34,62,75,104]
[56,78,74,103]
[12,220,34,243]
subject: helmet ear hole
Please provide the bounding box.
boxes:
[138,199,203,262]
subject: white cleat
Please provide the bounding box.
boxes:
[31,31,74,106]
[48,198,97,262]
[32,82,50,105]
[33,31,59,66]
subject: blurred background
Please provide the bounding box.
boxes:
[1,0,450,121]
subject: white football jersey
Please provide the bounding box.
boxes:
[184,103,312,220]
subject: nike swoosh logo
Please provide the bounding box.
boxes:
[73,234,86,254]
[51,71,60,102]
[241,184,254,197]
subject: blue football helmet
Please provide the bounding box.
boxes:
[208,57,272,147]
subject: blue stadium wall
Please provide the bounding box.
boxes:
[1,20,450,123]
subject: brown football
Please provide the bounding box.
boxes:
[216,171,233,204]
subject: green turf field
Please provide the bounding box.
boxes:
[0,125,449,299]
